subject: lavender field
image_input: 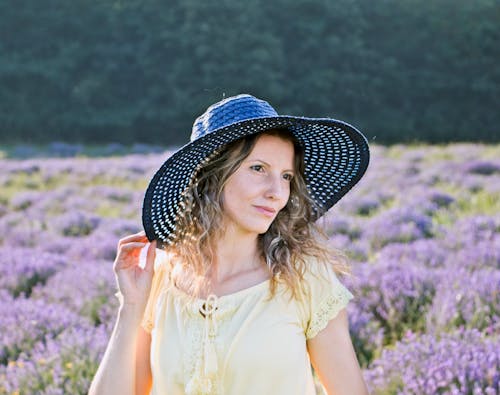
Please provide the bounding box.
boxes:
[1,143,499,394]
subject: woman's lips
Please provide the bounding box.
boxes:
[254,205,276,217]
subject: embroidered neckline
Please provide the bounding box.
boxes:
[169,280,271,395]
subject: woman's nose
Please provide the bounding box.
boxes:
[265,175,286,200]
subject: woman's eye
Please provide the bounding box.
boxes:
[251,165,264,172]
[283,173,294,181]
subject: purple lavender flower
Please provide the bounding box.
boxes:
[31,258,119,326]
[443,236,500,271]
[0,297,85,364]
[365,329,499,394]
[347,260,435,344]
[1,323,110,394]
[328,235,370,262]
[2,161,41,175]
[322,212,359,236]
[86,185,134,203]
[336,193,387,216]
[462,160,500,176]
[395,188,450,216]
[1,143,499,393]
[0,202,7,218]
[376,238,449,269]
[51,210,101,237]
[347,302,385,368]
[443,215,499,249]
[0,247,67,297]
[363,206,435,250]
[97,217,141,237]
[427,268,500,334]
[9,191,45,211]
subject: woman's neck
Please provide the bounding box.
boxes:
[211,229,263,284]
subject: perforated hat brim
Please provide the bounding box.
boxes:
[142,115,369,245]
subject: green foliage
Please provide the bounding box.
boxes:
[81,294,108,326]
[0,0,498,145]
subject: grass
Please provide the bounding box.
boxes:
[454,190,500,216]
[431,189,500,230]
[94,202,127,219]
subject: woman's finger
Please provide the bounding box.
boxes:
[144,240,157,274]
[118,231,148,247]
[119,242,147,252]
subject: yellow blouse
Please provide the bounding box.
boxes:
[141,252,354,395]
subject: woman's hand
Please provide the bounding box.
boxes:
[113,231,157,308]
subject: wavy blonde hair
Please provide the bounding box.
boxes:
[165,129,350,301]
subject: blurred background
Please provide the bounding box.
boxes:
[0,0,498,152]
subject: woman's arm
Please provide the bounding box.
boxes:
[136,327,153,395]
[88,232,156,395]
[89,304,152,395]
[307,309,369,395]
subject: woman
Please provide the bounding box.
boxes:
[89,94,370,395]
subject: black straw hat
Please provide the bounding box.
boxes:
[142,94,370,246]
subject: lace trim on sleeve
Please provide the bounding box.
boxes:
[305,286,353,340]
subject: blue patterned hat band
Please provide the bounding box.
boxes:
[191,95,278,141]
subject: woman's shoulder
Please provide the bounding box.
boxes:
[301,256,341,284]
[295,256,354,339]
[295,256,353,304]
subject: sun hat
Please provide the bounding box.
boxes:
[142,94,370,247]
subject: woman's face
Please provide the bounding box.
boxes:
[221,133,295,237]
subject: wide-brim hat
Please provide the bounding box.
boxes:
[142,94,370,246]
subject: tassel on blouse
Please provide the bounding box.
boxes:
[186,294,219,395]
[202,294,219,376]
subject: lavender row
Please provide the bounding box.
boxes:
[1,143,498,394]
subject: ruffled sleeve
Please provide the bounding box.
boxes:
[299,260,354,340]
[141,249,170,333]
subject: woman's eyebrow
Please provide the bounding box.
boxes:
[247,159,294,173]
